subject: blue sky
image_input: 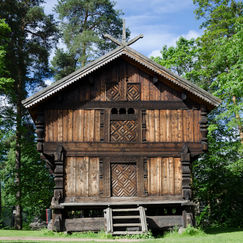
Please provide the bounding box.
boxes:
[42,0,203,58]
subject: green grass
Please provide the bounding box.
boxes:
[0,227,242,242]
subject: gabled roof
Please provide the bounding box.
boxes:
[22,45,221,109]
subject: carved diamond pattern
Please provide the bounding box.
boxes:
[110,120,137,142]
[127,84,140,101]
[111,163,137,197]
[106,82,121,101]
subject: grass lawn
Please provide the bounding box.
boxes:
[0,228,242,242]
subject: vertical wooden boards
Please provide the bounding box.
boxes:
[89,158,99,196]
[145,110,201,142]
[44,109,101,142]
[174,158,182,194]
[147,157,182,196]
[65,157,99,197]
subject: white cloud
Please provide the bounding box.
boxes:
[147,29,202,58]
[182,30,201,40]
[41,0,57,15]
[149,49,161,58]
[44,79,53,86]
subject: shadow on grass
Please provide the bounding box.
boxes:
[205,227,242,234]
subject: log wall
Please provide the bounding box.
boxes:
[45,109,100,142]
[147,157,182,196]
[145,110,201,142]
[65,157,99,197]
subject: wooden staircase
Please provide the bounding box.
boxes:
[104,206,148,235]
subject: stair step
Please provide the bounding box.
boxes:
[113,223,141,227]
[113,215,140,219]
[112,208,139,212]
[112,231,144,235]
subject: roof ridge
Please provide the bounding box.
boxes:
[22,45,221,109]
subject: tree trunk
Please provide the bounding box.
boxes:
[232,96,243,144]
[14,68,23,230]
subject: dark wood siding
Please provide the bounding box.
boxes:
[65,157,99,197]
[147,157,182,196]
[45,109,100,142]
[145,110,201,142]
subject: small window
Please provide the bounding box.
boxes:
[119,108,126,114]
[111,108,118,114]
[128,108,135,114]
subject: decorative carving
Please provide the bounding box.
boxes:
[142,110,146,142]
[181,144,191,200]
[127,83,140,101]
[51,145,65,207]
[100,109,105,142]
[200,105,208,151]
[143,158,148,196]
[99,159,104,196]
[182,206,194,227]
[111,163,137,197]
[110,120,137,142]
[106,82,121,101]
[41,153,55,174]
[35,112,44,152]
[52,209,63,232]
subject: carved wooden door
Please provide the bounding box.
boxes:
[111,163,137,197]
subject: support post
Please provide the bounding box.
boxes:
[35,111,45,153]
[200,105,208,151]
[181,144,191,200]
[51,145,65,232]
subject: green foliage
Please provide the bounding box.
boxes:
[52,0,129,80]
[0,0,58,228]
[0,124,54,222]
[165,225,205,238]
[151,37,202,86]
[0,19,14,92]
[152,0,243,228]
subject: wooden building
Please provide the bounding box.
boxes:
[22,27,220,234]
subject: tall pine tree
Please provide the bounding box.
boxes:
[0,0,58,229]
[52,0,129,80]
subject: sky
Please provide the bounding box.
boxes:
[42,0,203,58]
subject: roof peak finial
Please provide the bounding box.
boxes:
[103,19,143,47]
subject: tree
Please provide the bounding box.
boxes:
[152,0,243,227]
[52,0,129,80]
[151,37,204,87]
[0,0,58,229]
[193,0,243,141]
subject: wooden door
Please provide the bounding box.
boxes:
[111,163,137,197]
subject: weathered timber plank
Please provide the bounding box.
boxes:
[174,158,182,195]
[89,157,99,196]
[163,158,169,194]
[94,110,100,142]
[177,110,183,142]
[44,110,49,142]
[65,218,105,232]
[147,216,182,229]
[53,110,58,142]
[68,109,73,142]
[143,74,150,101]
[72,109,78,142]
[57,109,63,142]
[166,110,171,142]
[49,109,53,141]
[44,142,203,154]
[168,157,174,194]
[154,110,160,142]
[45,101,195,110]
